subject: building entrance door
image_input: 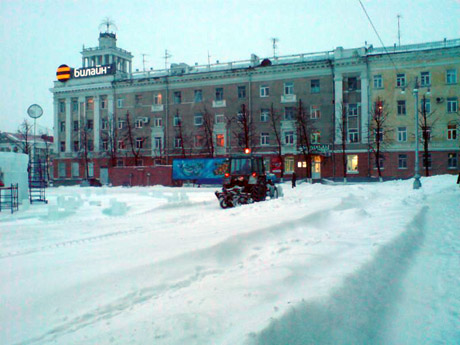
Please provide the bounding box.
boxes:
[312,156,321,179]
[100,167,109,185]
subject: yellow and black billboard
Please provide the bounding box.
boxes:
[56,64,115,82]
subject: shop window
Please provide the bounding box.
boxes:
[347,155,358,173]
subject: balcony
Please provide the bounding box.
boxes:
[151,104,164,112]
[212,100,226,108]
[281,94,297,103]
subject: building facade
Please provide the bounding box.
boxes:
[50,31,459,184]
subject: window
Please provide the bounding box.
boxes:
[173,116,181,127]
[101,119,108,130]
[447,124,457,140]
[117,140,125,150]
[215,114,225,124]
[448,153,458,169]
[71,162,79,177]
[446,69,457,84]
[284,131,294,145]
[348,129,359,143]
[117,98,124,108]
[72,100,78,112]
[347,77,358,91]
[154,137,162,150]
[102,140,108,151]
[260,85,269,97]
[86,120,93,130]
[421,98,431,113]
[397,100,406,115]
[374,129,384,142]
[58,162,66,177]
[88,163,94,178]
[194,135,204,147]
[373,75,383,89]
[173,91,181,104]
[86,97,94,111]
[100,98,107,109]
[374,155,384,169]
[135,94,142,106]
[174,137,182,148]
[60,141,65,152]
[60,121,65,132]
[396,73,406,87]
[154,93,162,105]
[397,127,407,142]
[260,109,269,122]
[59,101,65,113]
[284,157,294,173]
[422,126,432,142]
[347,155,359,173]
[73,120,79,132]
[216,134,225,147]
[311,79,320,93]
[398,154,408,169]
[447,98,458,113]
[260,133,269,146]
[422,153,432,169]
[87,140,94,151]
[420,72,431,86]
[215,88,223,101]
[134,118,143,129]
[284,82,294,95]
[348,104,358,117]
[311,131,320,144]
[117,119,125,129]
[310,105,321,119]
[154,118,162,127]
[194,113,203,126]
[238,86,246,99]
[73,141,79,152]
[284,107,295,120]
[194,90,202,103]
[136,138,144,149]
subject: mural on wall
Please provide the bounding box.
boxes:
[172,158,228,183]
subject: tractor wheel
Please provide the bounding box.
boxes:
[251,183,266,202]
[219,197,229,209]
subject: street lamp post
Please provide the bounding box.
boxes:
[413,78,421,189]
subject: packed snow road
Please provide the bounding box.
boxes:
[0,176,458,344]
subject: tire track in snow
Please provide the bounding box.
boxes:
[250,207,427,345]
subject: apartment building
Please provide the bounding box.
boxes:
[50,30,459,184]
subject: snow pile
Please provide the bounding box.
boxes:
[0,176,458,344]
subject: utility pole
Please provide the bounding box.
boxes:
[397,14,402,47]
[271,37,279,59]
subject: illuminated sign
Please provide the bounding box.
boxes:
[56,64,115,82]
[56,64,71,82]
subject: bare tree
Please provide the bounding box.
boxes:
[202,106,215,157]
[100,115,118,167]
[369,97,392,181]
[39,134,53,182]
[16,119,33,155]
[419,95,438,176]
[124,111,146,166]
[295,99,315,181]
[173,110,189,158]
[269,103,284,178]
[336,102,348,182]
[231,104,255,152]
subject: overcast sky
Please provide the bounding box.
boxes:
[1,0,459,133]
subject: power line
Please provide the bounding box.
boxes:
[358,0,400,73]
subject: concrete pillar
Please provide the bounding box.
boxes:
[65,98,71,153]
[108,93,115,141]
[129,61,132,75]
[94,96,100,152]
[53,98,59,154]
[361,72,369,143]
[334,74,343,144]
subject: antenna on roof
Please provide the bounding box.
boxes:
[99,17,117,34]
[271,37,279,58]
[207,50,211,68]
[163,49,172,70]
[397,14,402,47]
[141,54,149,72]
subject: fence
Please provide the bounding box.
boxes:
[0,184,19,214]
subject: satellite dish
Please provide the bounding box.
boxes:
[27,104,43,119]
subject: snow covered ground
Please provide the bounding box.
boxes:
[0,176,458,345]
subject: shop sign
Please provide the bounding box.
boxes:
[56,63,115,82]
